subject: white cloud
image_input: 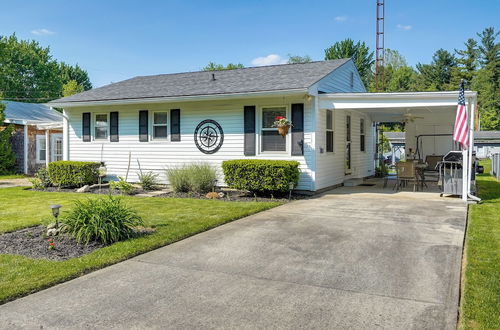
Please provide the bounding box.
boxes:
[31,28,55,36]
[334,16,347,22]
[396,24,412,31]
[251,54,287,66]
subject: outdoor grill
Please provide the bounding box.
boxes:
[437,151,478,196]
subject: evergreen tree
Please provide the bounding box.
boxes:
[324,39,374,86]
[415,49,457,91]
[202,62,244,71]
[473,27,500,130]
[0,101,17,174]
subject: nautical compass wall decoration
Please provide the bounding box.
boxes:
[194,119,224,154]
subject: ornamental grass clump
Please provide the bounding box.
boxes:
[63,196,143,245]
[166,163,217,194]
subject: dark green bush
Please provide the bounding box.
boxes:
[222,160,300,193]
[48,161,100,188]
[63,196,143,244]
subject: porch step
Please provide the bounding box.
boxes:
[343,178,364,187]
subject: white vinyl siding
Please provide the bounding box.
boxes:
[314,60,366,93]
[315,108,374,190]
[65,96,315,191]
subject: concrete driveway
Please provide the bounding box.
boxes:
[0,189,467,329]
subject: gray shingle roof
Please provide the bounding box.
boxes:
[2,100,63,124]
[49,59,350,104]
[474,131,500,140]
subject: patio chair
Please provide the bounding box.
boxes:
[394,161,419,192]
[423,155,443,183]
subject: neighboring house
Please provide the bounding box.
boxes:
[384,130,500,160]
[383,132,405,164]
[473,131,500,159]
[48,59,479,194]
[2,101,63,174]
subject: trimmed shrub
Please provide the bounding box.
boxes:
[137,171,159,191]
[222,160,300,193]
[48,161,100,188]
[166,163,217,194]
[63,196,143,244]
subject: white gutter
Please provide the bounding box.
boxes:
[319,91,478,99]
[48,89,309,108]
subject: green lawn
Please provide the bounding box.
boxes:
[0,187,280,304]
[459,159,500,329]
[0,174,26,180]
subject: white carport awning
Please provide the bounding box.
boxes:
[319,91,479,202]
[319,91,477,122]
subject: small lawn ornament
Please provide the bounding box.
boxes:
[272,116,292,137]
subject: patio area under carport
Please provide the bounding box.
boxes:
[319,91,478,201]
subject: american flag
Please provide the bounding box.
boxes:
[453,81,469,149]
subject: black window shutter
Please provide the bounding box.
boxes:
[139,110,149,142]
[82,112,91,142]
[244,106,256,156]
[110,112,119,142]
[291,103,304,156]
[170,109,181,142]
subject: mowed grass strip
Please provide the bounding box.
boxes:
[459,160,500,329]
[0,187,280,304]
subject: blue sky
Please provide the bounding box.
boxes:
[1,0,498,87]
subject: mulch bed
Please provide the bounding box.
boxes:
[32,186,146,196]
[0,226,105,261]
[29,187,309,202]
[156,190,309,202]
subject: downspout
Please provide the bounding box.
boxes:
[62,109,69,161]
[311,94,318,191]
[467,97,481,202]
[45,129,50,167]
[23,125,28,174]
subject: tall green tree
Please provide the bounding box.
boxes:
[415,49,457,91]
[202,62,244,71]
[287,54,312,64]
[0,101,16,174]
[62,80,85,97]
[59,62,92,91]
[473,27,500,130]
[368,49,417,92]
[0,34,62,102]
[324,38,374,86]
[454,38,480,83]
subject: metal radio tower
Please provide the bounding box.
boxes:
[375,0,385,91]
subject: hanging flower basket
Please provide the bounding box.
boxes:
[272,116,293,137]
[277,125,290,137]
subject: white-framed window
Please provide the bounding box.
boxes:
[152,111,168,140]
[52,134,63,161]
[360,118,366,152]
[326,109,334,153]
[260,106,287,153]
[94,113,108,140]
[36,135,46,163]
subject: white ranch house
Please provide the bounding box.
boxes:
[49,59,478,198]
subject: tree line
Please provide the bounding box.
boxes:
[0,34,92,103]
[204,27,499,130]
